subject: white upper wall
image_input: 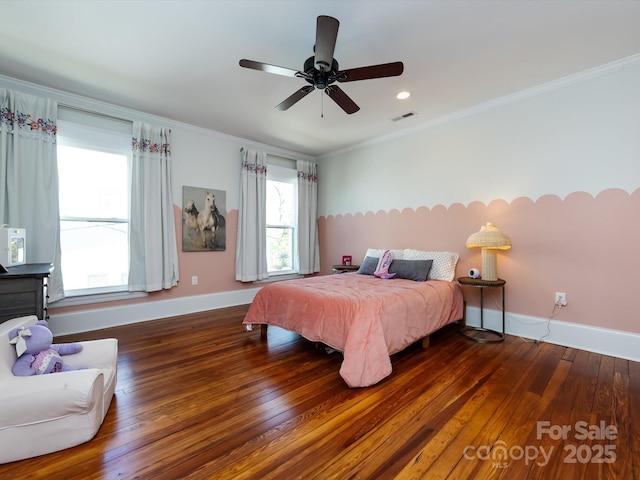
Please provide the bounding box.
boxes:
[170,128,244,209]
[317,59,640,217]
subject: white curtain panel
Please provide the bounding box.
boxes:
[0,89,65,302]
[129,122,179,291]
[236,148,268,281]
[297,160,320,274]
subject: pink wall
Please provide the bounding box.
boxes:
[51,189,640,337]
[319,187,640,334]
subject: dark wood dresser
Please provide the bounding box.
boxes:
[0,263,52,323]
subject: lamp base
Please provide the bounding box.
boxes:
[481,249,498,281]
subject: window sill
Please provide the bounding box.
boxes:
[53,289,148,308]
[254,273,304,284]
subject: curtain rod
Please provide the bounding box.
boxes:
[59,103,133,125]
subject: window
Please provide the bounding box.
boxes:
[266,163,298,275]
[56,112,132,296]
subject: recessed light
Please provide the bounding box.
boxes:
[396,91,411,100]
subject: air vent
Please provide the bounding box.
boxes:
[391,111,417,122]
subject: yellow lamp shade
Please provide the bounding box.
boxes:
[466,223,511,250]
[466,223,511,281]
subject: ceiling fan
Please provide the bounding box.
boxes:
[239,15,404,114]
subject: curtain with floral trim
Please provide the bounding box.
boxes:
[0,89,65,302]
[236,147,268,281]
[129,122,179,291]
[297,160,320,274]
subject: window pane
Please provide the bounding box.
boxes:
[57,141,130,294]
[58,145,128,219]
[266,227,293,272]
[266,180,295,226]
[60,221,129,290]
[266,163,297,275]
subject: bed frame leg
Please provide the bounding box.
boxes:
[260,324,268,337]
[422,335,430,348]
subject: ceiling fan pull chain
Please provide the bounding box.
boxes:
[321,90,324,118]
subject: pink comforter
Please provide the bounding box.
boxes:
[243,274,464,387]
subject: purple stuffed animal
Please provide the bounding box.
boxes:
[8,320,83,376]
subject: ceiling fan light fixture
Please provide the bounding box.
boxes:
[239,15,404,114]
[396,90,411,100]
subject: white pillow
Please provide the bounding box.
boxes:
[403,249,459,281]
[364,248,405,260]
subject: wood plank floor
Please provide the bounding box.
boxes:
[1,305,637,479]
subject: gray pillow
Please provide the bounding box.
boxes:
[388,259,433,282]
[357,256,379,275]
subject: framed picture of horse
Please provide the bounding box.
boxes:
[182,186,226,252]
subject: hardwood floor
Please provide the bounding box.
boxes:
[2,305,638,479]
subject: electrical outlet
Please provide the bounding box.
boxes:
[191,275,198,286]
[555,292,567,306]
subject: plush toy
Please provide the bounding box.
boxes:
[8,320,83,376]
[373,249,397,279]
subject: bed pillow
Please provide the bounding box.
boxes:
[357,256,379,275]
[403,249,459,281]
[364,248,405,260]
[388,259,433,282]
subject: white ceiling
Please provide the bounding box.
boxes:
[2,1,639,157]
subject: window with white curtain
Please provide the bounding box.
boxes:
[56,110,132,296]
[266,162,298,275]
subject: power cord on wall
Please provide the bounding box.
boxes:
[536,302,564,343]
[485,292,564,344]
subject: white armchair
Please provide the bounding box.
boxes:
[0,315,117,464]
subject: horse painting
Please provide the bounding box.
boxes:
[182,186,226,251]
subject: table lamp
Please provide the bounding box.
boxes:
[466,223,511,281]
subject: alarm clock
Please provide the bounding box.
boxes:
[469,268,481,279]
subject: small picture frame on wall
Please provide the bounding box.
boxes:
[342,255,352,266]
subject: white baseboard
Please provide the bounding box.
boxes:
[50,293,639,364]
[464,306,640,363]
[49,287,261,336]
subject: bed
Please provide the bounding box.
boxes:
[242,249,465,387]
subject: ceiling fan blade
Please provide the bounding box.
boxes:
[337,61,404,82]
[314,16,339,72]
[276,86,315,111]
[239,59,299,78]
[325,85,360,114]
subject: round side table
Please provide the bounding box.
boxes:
[457,276,506,343]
